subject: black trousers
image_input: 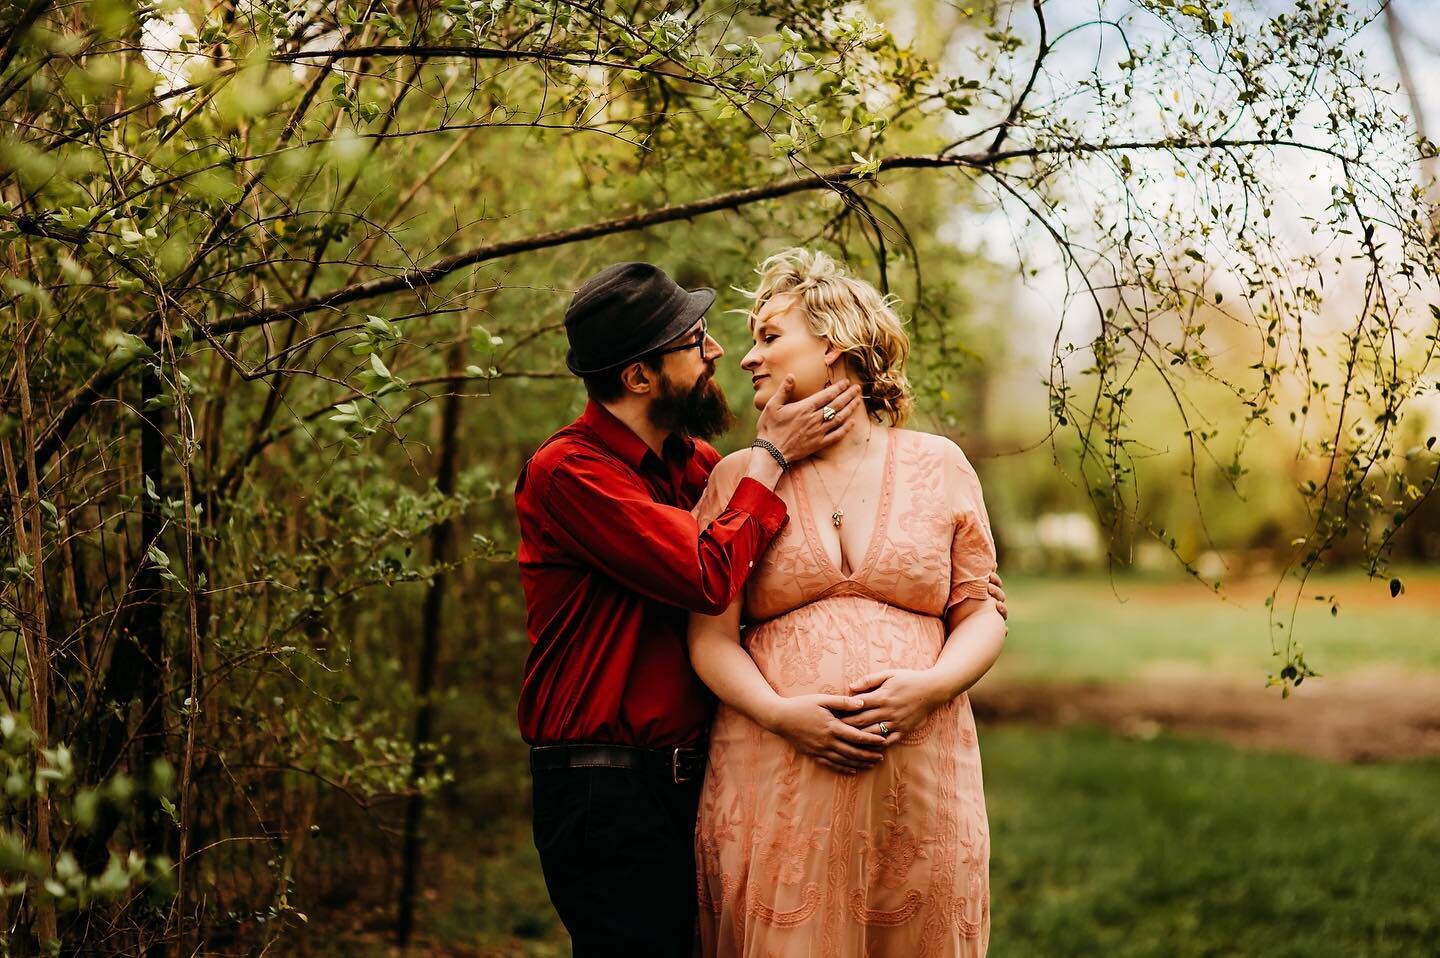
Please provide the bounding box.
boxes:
[532,764,703,957]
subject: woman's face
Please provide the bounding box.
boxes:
[740,293,837,410]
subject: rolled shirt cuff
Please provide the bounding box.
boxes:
[729,476,789,538]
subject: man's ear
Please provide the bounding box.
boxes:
[619,361,655,396]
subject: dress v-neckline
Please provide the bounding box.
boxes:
[792,427,895,581]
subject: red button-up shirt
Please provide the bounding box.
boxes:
[515,401,787,747]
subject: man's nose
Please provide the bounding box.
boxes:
[705,333,724,361]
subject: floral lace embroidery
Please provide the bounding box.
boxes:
[694,430,997,957]
[848,889,925,926]
[860,780,931,890]
[747,882,822,926]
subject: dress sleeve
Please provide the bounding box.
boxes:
[945,443,998,615]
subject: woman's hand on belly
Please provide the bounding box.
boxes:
[764,694,888,774]
[840,669,947,742]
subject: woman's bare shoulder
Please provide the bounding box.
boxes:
[704,448,754,490]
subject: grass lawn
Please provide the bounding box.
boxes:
[991,566,1440,683]
[985,726,1440,957]
[326,724,1440,956]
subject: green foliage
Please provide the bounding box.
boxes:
[0,714,174,915]
[2,0,1439,950]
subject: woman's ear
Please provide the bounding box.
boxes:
[823,344,844,368]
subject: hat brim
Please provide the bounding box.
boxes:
[566,286,717,375]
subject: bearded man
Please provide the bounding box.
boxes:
[514,262,868,954]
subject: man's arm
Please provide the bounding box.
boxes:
[533,377,865,612]
[540,454,784,615]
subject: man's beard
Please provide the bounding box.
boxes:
[649,365,736,441]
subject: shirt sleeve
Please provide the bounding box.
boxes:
[945,443,998,616]
[692,452,744,528]
[539,452,787,615]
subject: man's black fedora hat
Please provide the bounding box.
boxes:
[565,262,716,375]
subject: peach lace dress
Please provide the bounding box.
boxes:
[691,428,997,957]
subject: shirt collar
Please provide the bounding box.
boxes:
[579,400,695,472]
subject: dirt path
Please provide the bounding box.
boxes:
[972,666,1440,763]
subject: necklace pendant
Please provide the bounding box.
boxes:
[831,509,844,528]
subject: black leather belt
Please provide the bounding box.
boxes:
[529,743,707,784]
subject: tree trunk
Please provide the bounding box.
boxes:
[78,366,169,908]
[395,336,464,946]
[0,316,58,950]
[1385,5,1440,232]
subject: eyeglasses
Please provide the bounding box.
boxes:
[653,317,713,358]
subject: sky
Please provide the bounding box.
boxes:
[918,0,1440,437]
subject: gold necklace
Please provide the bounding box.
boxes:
[808,426,872,528]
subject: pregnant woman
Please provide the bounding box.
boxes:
[688,249,1006,956]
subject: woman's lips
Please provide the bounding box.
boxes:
[751,374,769,390]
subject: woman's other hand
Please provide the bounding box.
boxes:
[764,694,886,775]
[841,669,946,742]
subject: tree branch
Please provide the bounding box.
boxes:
[0,0,54,81]
[989,0,1048,155]
[25,134,1370,474]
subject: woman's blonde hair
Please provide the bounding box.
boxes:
[743,248,913,425]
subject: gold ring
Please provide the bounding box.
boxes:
[821,405,837,422]
[878,721,891,735]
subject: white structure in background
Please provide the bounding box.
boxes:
[1037,512,1102,562]
[140,8,199,96]
[1007,511,1103,570]
[142,3,344,95]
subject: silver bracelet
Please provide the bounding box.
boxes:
[751,438,788,471]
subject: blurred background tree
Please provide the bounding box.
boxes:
[2,0,1438,953]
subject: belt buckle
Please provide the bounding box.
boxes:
[671,747,694,784]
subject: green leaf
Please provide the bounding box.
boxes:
[103,330,154,362]
[364,316,396,336]
[159,795,180,824]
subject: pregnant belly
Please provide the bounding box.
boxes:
[743,595,946,696]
